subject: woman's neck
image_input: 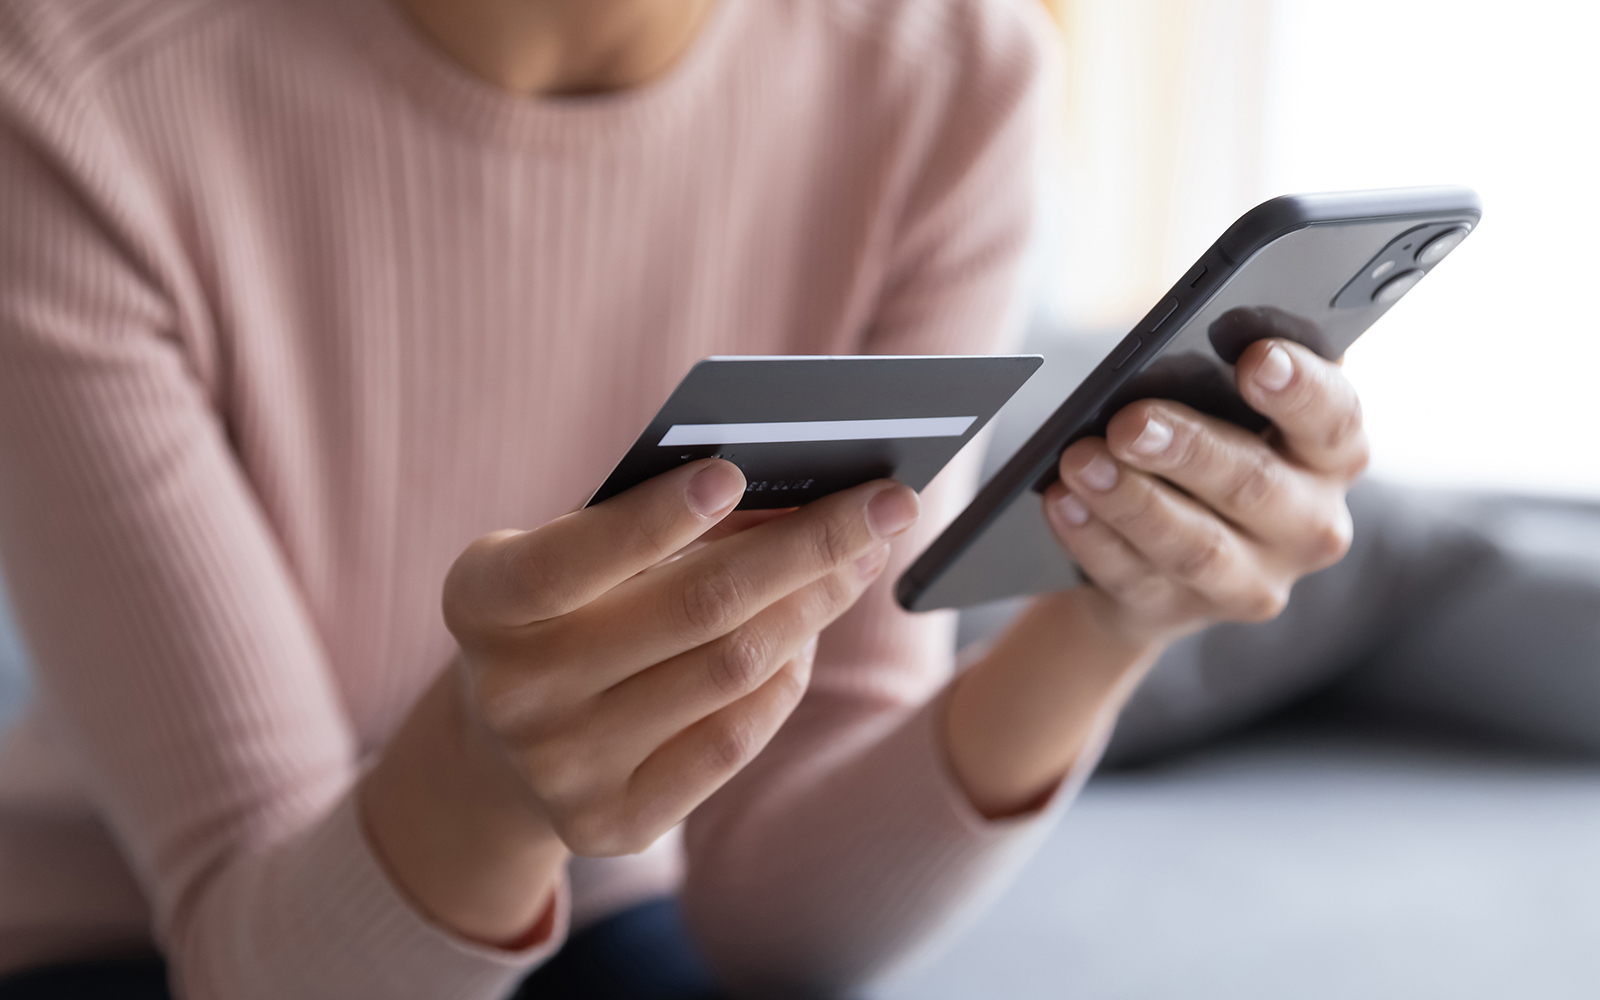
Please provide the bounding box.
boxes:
[391,0,715,96]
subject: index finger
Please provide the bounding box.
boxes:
[443,458,747,633]
[563,479,918,675]
[1234,339,1370,478]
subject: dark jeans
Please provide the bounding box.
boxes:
[0,897,724,1000]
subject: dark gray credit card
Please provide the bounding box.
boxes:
[587,355,1041,511]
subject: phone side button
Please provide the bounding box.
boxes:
[1109,334,1143,370]
[1148,296,1180,331]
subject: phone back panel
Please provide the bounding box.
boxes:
[900,189,1480,612]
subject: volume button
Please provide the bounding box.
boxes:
[1109,334,1142,370]
[1148,296,1179,331]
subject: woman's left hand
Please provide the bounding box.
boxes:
[1043,337,1367,645]
[944,336,1368,817]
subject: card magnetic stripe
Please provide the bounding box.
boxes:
[658,416,978,447]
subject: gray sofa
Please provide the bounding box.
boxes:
[872,710,1600,1000]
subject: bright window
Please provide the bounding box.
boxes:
[1261,1,1600,497]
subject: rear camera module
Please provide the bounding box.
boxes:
[1372,269,1425,305]
[1332,218,1476,310]
[1415,227,1469,266]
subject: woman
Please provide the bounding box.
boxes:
[0,0,1364,996]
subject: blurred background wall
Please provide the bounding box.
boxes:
[1034,0,1600,498]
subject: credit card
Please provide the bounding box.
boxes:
[588,355,1041,510]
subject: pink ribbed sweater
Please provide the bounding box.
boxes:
[0,0,1094,996]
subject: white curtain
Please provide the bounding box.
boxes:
[1037,0,1274,329]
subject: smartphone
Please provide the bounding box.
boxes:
[896,186,1482,612]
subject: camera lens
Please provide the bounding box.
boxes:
[1415,227,1468,266]
[1370,260,1396,280]
[1372,269,1425,305]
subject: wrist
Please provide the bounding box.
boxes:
[1061,577,1228,652]
[360,661,569,943]
[943,588,1163,818]
[1046,586,1170,663]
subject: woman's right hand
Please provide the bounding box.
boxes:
[361,459,919,943]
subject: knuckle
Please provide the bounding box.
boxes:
[443,533,529,632]
[452,530,575,624]
[508,551,572,619]
[1321,395,1366,455]
[469,679,520,737]
[468,665,537,736]
[809,510,859,570]
[704,716,761,776]
[817,567,856,606]
[674,563,750,637]
[808,566,861,621]
[629,507,683,564]
[1101,479,1162,533]
[705,629,771,698]
[771,657,811,703]
[1171,527,1231,584]
[1340,433,1373,480]
[524,736,595,802]
[1224,453,1281,515]
[1308,508,1354,566]
[1236,584,1289,623]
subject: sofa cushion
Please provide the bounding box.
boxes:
[873,714,1600,1000]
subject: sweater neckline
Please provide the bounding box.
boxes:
[334,0,743,152]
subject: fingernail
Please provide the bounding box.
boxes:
[1255,344,1294,392]
[1053,492,1090,527]
[1130,417,1173,457]
[1078,454,1118,492]
[855,543,891,580]
[866,486,919,539]
[801,634,820,661]
[686,461,745,518]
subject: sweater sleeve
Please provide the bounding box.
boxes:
[0,35,565,1000]
[680,4,1108,995]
